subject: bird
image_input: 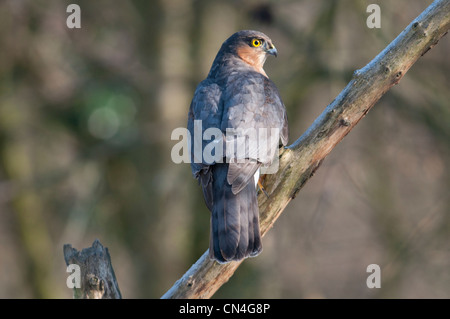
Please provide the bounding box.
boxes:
[187,30,288,263]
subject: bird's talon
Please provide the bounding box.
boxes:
[258,180,270,198]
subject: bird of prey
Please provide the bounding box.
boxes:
[187,30,288,263]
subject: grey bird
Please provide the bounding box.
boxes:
[187,30,288,263]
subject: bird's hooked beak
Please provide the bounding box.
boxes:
[264,41,278,57]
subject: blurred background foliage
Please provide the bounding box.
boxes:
[0,0,448,298]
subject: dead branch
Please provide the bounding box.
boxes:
[63,239,122,299]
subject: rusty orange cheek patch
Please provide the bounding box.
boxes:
[237,46,259,66]
[236,46,267,76]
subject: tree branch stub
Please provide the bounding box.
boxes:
[63,239,122,299]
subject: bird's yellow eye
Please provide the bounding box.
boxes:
[251,39,262,47]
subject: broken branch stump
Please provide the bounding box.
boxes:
[63,239,122,299]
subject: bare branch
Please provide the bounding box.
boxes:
[162,0,450,299]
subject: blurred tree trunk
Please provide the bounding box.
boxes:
[154,0,195,293]
[161,0,450,299]
[1,108,56,298]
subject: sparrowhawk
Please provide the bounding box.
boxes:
[188,30,288,263]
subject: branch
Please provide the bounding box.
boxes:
[63,239,122,299]
[162,0,450,299]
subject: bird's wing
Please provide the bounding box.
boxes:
[187,79,223,210]
[222,72,288,194]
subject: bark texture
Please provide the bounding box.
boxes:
[63,239,122,299]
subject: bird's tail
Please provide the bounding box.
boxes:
[209,163,262,263]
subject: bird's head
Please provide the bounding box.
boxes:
[221,30,277,75]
